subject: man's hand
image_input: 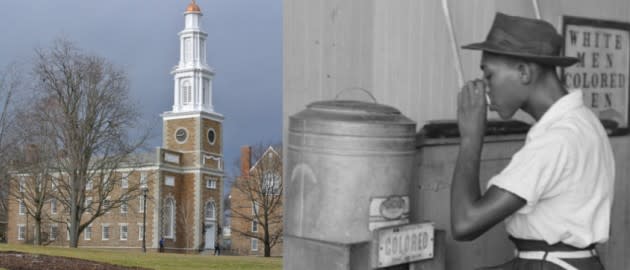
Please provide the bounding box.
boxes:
[451,80,525,242]
[457,79,487,141]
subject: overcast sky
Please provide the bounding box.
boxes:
[0,1,282,190]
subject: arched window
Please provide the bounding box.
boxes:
[181,80,191,105]
[205,201,216,221]
[164,198,175,238]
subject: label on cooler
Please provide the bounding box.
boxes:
[373,222,435,268]
[368,196,410,231]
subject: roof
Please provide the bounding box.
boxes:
[186,0,201,13]
[249,146,281,172]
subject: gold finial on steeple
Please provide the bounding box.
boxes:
[186,0,201,13]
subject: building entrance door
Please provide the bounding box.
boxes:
[204,223,215,249]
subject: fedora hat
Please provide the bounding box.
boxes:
[462,12,579,67]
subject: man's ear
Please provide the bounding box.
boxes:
[516,62,533,85]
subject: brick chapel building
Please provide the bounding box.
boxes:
[6,1,224,252]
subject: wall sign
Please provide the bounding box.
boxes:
[372,222,434,269]
[562,16,630,129]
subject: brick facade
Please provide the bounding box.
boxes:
[6,114,224,253]
[7,171,156,248]
[229,146,283,256]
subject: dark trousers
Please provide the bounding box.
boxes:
[476,237,605,270]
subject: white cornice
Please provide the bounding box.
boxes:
[158,164,224,176]
[171,65,214,75]
[161,149,223,158]
[162,111,224,121]
[178,29,208,37]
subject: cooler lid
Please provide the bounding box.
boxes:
[307,100,401,115]
[298,100,415,124]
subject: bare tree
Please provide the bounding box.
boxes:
[7,113,58,245]
[231,143,283,257]
[31,38,149,247]
[0,63,21,241]
[178,201,194,249]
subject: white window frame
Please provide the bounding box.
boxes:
[181,79,192,105]
[138,223,144,241]
[51,179,57,192]
[140,172,148,188]
[50,224,58,240]
[104,196,111,213]
[121,173,129,189]
[17,224,25,240]
[164,175,175,187]
[252,220,258,232]
[103,176,111,189]
[86,178,93,190]
[263,172,281,195]
[84,225,92,240]
[18,200,26,216]
[119,223,128,241]
[252,202,259,216]
[102,224,110,240]
[205,201,215,221]
[121,200,128,214]
[19,176,25,192]
[85,197,93,212]
[139,196,145,213]
[206,178,217,189]
[251,238,258,251]
[164,198,175,239]
[50,198,57,214]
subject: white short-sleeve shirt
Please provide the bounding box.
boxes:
[487,89,615,248]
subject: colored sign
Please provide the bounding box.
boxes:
[372,222,434,268]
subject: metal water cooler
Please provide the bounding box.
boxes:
[285,98,435,269]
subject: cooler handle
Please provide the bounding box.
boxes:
[334,87,378,103]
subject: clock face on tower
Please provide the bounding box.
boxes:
[175,128,188,143]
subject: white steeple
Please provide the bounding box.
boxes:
[171,0,215,113]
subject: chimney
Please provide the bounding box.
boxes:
[240,146,251,177]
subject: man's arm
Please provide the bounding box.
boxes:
[451,79,525,241]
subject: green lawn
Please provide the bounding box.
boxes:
[0,244,282,270]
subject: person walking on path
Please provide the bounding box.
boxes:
[214,241,221,256]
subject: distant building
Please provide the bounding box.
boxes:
[230,146,283,256]
[6,0,224,253]
[0,186,6,242]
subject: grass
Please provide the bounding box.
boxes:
[0,243,282,270]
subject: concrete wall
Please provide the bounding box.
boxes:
[284,0,630,130]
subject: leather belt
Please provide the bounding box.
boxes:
[516,249,597,270]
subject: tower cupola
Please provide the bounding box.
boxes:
[170,0,215,114]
